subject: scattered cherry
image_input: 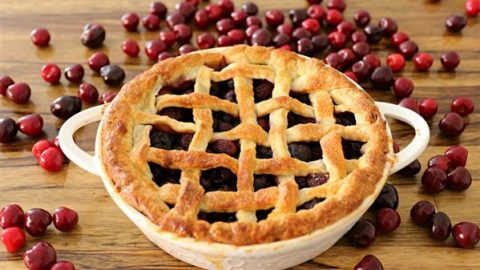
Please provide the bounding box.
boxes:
[1,227,26,253]
[242,2,258,16]
[64,64,84,84]
[439,112,465,137]
[39,147,64,172]
[17,113,43,137]
[194,10,209,29]
[231,11,248,28]
[41,64,61,84]
[398,40,418,59]
[0,204,24,229]
[53,207,79,232]
[452,222,480,248]
[327,31,346,50]
[428,155,452,173]
[252,29,272,46]
[440,51,460,71]
[30,28,50,47]
[351,31,367,43]
[175,1,196,19]
[51,261,76,270]
[142,14,161,31]
[392,77,413,98]
[121,12,140,31]
[100,65,125,86]
[197,32,216,49]
[376,208,401,233]
[363,53,381,70]
[447,167,472,191]
[24,208,52,236]
[364,25,382,44]
[297,38,314,56]
[338,21,356,37]
[445,15,467,32]
[325,52,343,70]
[50,95,82,119]
[451,97,474,116]
[390,32,409,48]
[352,41,370,58]
[218,0,234,16]
[206,3,223,22]
[370,66,394,90]
[0,75,14,96]
[87,52,109,73]
[32,139,53,160]
[354,10,371,27]
[347,219,377,247]
[354,255,384,270]
[292,28,311,41]
[173,24,192,44]
[418,98,438,120]
[413,52,434,71]
[265,9,284,27]
[121,39,140,57]
[387,53,405,73]
[398,97,419,113]
[149,2,167,18]
[274,33,290,47]
[23,242,57,270]
[371,183,399,210]
[228,29,246,44]
[246,16,262,27]
[302,18,321,35]
[312,34,329,52]
[327,0,346,11]
[307,5,326,21]
[78,83,99,104]
[422,167,447,194]
[6,82,31,104]
[0,117,18,143]
[398,159,422,176]
[444,145,468,167]
[145,39,167,60]
[159,31,176,48]
[80,23,105,48]
[167,11,185,29]
[351,60,371,80]
[411,200,436,226]
[178,44,197,55]
[429,212,452,241]
[338,48,356,67]
[158,51,174,61]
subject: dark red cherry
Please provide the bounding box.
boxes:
[444,145,468,167]
[121,39,140,57]
[351,60,372,80]
[0,117,18,142]
[429,212,452,241]
[398,40,418,59]
[297,38,314,56]
[6,83,31,104]
[441,51,460,71]
[418,98,438,120]
[378,17,398,36]
[53,207,78,232]
[0,204,24,229]
[216,18,235,34]
[398,159,422,176]
[194,9,209,29]
[266,9,284,27]
[228,29,246,44]
[99,65,125,86]
[0,75,14,96]
[351,31,367,43]
[452,222,480,248]
[307,5,326,21]
[149,2,167,18]
[17,113,43,137]
[311,34,328,52]
[421,167,447,194]
[363,54,381,70]
[392,77,414,98]
[30,28,50,47]
[80,23,105,48]
[327,31,346,50]
[145,39,167,60]
[121,12,140,31]
[289,9,308,26]
[231,11,248,28]
[50,96,82,119]
[175,1,196,19]
[173,24,192,44]
[206,3,223,21]
[364,25,382,44]
[41,63,61,84]
[325,53,343,70]
[398,97,419,113]
[370,66,394,90]
[352,41,370,58]
[23,242,57,270]
[354,255,384,270]
[390,32,409,48]
[246,16,262,27]
[178,44,197,55]
[376,208,401,233]
[439,112,465,137]
[197,32,216,49]
[325,9,343,26]
[428,155,452,173]
[64,64,84,83]
[142,14,161,31]
[413,52,434,71]
[78,83,99,104]
[24,208,52,236]
[242,2,258,16]
[327,0,346,11]
[251,29,272,46]
[410,200,436,226]
[347,219,376,247]
[451,97,474,116]
[87,52,109,73]
[371,183,399,210]
[354,10,371,27]
[445,15,467,32]
[159,31,176,48]
[447,167,472,191]
[166,12,185,29]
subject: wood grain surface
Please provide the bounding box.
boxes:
[1,0,479,269]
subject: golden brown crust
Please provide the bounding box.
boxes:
[100,45,394,245]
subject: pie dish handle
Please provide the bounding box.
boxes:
[375,102,430,174]
[58,105,104,176]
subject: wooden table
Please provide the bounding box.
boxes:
[1,0,479,269]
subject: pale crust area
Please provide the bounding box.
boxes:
[100,45,394,245]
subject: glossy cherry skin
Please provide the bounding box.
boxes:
[246,16,262,27]
[17,113,43,137]
[429,212,452,241]
[1,227,26,253]
[30,28,50,47]
[447,167,472,191]
[302,18,321,35]
[6,83,31,104]
[80,23,105,48]
[145,40,167,61]
[393,77,414,98]
[337,21,356,37]
[338,48,356,67]
[196,32,216,49]
[307,5,326,21]
[216,18,235,34]
[378,17,398,36]
[327,31,346,50]
[441,51,460,71]
[241,2,258,16]
[50,96,82,119]
[178,44,197,55]
[121,12,140,31]
[398,159,422,176]
[398,40,418,59]
[0,204,24,229]
[325,53,343,70]
[439,112,465,137]
[354,255,384,270]
[398,97,419,113]
[354,10,371,27]
[413,52,434,71]
[376,208,401,233]
[0,117,18,142]
[0,75,14,96]
[444,145,468,167]
[387,53,405,73]
[418,98,438,120]
[327,0,346,11]
[390,32,409,48]
[371,183,399,210]
[121,39,140,57]
[194,10,209,29]
[311,34,329,52]
[289,9,308,27]
[41,64,61,84]
[99,65,125,86]
[206,3,223,21]
[159,31,176,48]
[173,24,192,44]
[352,42,370,58]
[326,9,343,26]
[142,14,161,31]
[32,139,53,160]
[228,29,246,44]
[149,2,167,18]
[78,83,99,104]
[351,60,372,81]
[364,25,382,44]
[87,52,109,73]
[297,38,314,56]
[39,147,64,172]
[351,31,367,43]
[53,207,79,232]
[428,155,452,173]
[451,97,474,116]
[51,261,76,270]
[370,66,394,90]
[445,15,467,32]
[363,54,381,70]
[175,1,196,19]
[251,29,272,46]
[410,200,436,226]
[422,167,447,194]
[348,219,377,247]
[23,242,57,270]
[64,64,84,83]
[265,9,284,27]
[452,222,480,248]
[292,28,311,41]
[24,208,52,236]
[231,11,248,28]
[158,52,175,61]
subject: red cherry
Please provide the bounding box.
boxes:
[121,39,140,57]
[266,9,284,27]
[422,167,447,194]
[0,117,18,142]
[39,147,64,172]
[0,204,24,229]
[51,261,76,270]
[78,83,99,104]
[338,48,355,67]
[6,83,31,104]
[0,75,14,96]
[64,64,84,83]
[307,5,326,21]
[53,207,79,232]
[337,21,356,37]
[428,155,453,173]
[246,16,262,27]
[344,71,358,82]
[17,113,43,137]
[440,51,460,71]
[245,25,260,41]
[206,3,223,22]
[149,2,167,18]
[413,52,434,71]
[196,32,216,49]
[121,12,140,31]
[325,53,343,70]
[398,97,419,113]
[175,1,197,19]
[228,29,246,44]
[351,31,367,43]
[354,255,384,270]
[352,41,370,58]
[32,139,53,160]
[447,167,472,191]
[159,31,176,48]
[451,97,474,116]
[217,35,233,47]
[30,28,50,47]
[173,24,192,44]
[145,40,167,61]
[24,208,52,236]
[410,200,435,226]
[387,53,405,72]
[398,40,418,59]
[158,52,175,62]
[353,10,371,27]
[465,0,480,17]
[452,222,480,248]
[376,208,401,233]
[194,9,209,29]
[327,31,346,50]
[216,18,235,34]
[23,242,57,270]
[444,145,468,167]
[41,64,61,84]
[178,44,197,55]
[302,18,321,35]
[390,31,409,48]
[439,112,465,137]
[87,52,109,73]
[98,90,118,104]
[1,227,26,253]
[142,14,160,31]
[418,98,438,120]
[351,60,372,80]
[393,77,414,99]
[327,0,346,11]
[363,54,381,70]
[326,9,343,26]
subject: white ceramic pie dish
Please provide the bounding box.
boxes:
[58,62,430,269]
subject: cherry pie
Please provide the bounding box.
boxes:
[100,45,394,245]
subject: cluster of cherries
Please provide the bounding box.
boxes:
[0,204,79,269]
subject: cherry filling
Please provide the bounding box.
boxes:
[200,167,237,192]
[253,79,274,102]
[207,139,240,158]
[290,92,311,105]
[295,173,329,189]
[297,197,325,211]
[253,174,278,191]
[149,129,193,150]
[205,58,228,71]
[288,142,322,161]
[335,111,356,126]
[287,112,316,127]
[257,116,270,131]
[213,111,239,132]
[198,211,237,223]
[210,79,237,102]
[342,139,365,159]
[157,80,195,95]
[149,162,181,186]
[256,208,274,221]
[159,107,194,122]
[256,145,273,159]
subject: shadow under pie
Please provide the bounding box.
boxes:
[200,167,237,192]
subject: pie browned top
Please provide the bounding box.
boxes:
[100,45,395,245]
